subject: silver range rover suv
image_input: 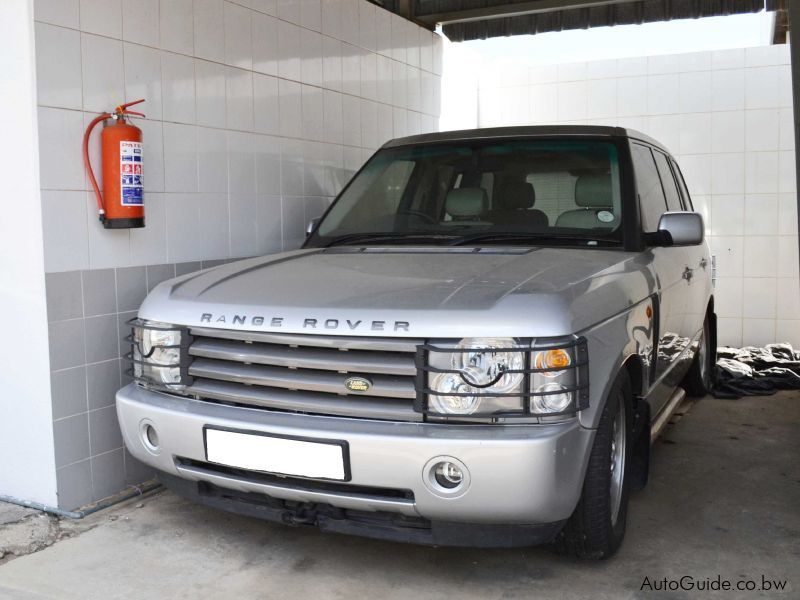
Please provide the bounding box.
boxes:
[116,126,715,558]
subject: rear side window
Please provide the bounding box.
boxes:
[631,143,667,232]
[653,150,683,212]
[671,159,694,210]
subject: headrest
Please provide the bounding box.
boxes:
[575,173,613,208]
[446,188,488,218]
[496,181,535,210]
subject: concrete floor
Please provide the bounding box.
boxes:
[0,393,798,599]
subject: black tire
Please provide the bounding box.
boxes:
[682,315,714,397]
[555,371,633,559]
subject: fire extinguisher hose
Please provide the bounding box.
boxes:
[83,112,111,216]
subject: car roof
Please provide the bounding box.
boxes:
[382,125,673,157]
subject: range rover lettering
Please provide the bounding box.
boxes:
[117,126,714,558]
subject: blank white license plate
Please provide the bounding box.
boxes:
[205,428,348,481]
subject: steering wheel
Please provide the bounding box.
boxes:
[398,209,437,224]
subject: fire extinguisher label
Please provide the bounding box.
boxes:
[120,141,143,206]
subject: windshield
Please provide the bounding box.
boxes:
[307,139,624,247]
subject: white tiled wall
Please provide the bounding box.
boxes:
[34,0,442,273]
[466,45,798,348]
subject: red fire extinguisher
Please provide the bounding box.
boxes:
[82,99,146,229]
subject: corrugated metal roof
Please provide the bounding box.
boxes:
[373,0,775,41]
[431,0,768,42]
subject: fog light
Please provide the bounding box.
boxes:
[143,424,159,450]
[423,456,470,497]
[434,461,463,489]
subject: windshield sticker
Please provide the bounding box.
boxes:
[597,210,614,223]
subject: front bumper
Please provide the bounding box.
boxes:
[116,383,594,529]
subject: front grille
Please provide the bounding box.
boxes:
[182,327,424,422]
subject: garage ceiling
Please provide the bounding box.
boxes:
[377,0,782,42]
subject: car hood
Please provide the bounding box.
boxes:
[140,246,651,337]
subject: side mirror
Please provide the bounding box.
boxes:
[306,218,320,237]
[649,212,704,247]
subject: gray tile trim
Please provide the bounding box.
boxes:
[200,259,229,269]
[146,263,176,292]
[175,261,202,276]
[87,359,121,410]
[51,366,88,420]
[56,459,93,510]
[88,406,123,456]
[84,314,120,364]
[124,448,156,486]
[90,449,125,501]
[48,319,86,371]
[116,266,147,313]
[82,268,117,316]
[118,311,137,358]
[46,259,241,508]
[53,413,90,468]
[46,271,83,322]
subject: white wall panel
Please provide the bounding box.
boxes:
[33,0,444,273]
[0,0,58,506]
[449,43,796,347]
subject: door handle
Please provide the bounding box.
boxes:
[699,258,708,269]
[682,267,694,281]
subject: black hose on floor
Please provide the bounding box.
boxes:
[713,343,800,399]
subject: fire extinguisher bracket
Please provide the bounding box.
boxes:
[83,99,147,230]
[102,217,146,229]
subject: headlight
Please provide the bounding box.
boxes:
[426,338,525,416]
[429,372,481,415]
[129,319,190,390]
[418,337,588,418]
[453,338,524,391]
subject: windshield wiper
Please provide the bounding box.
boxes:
[447,232,618,247]
[323,232,459,247]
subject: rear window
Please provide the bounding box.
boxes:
[631,143,668,232]
[671,158,694,211]
[653,150,683,212]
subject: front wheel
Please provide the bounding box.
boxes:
[555,371,633,559]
